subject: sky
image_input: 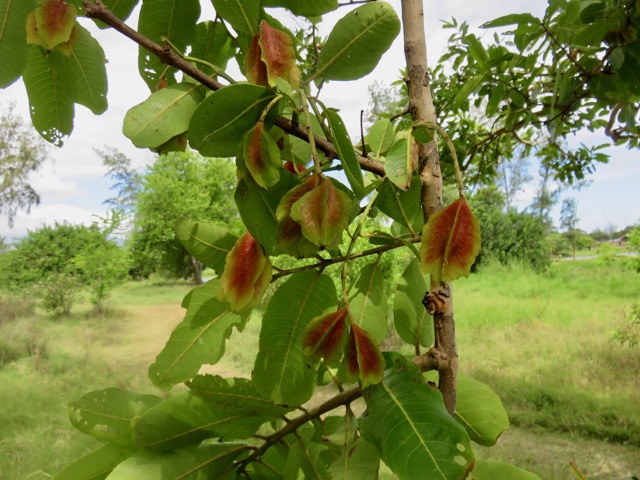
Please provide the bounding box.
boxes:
[1,0,638,242]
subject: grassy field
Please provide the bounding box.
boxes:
[0,259,639,479]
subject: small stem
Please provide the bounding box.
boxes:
[259,95,284,123]
[299,90,321,173]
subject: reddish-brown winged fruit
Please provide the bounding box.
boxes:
[283,161,307,174]
[26,0,77,52]
[242,123,281,189]
[275,176,320,258]
[344,322,384,388]
[244,34,269,86]
[219,232,272,313]
[419,196,481,284]
[302,307,349,364]
[258,21,300,89]
[289,175,351,250]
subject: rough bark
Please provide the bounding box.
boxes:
[401,0,458,415]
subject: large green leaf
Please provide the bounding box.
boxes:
[376,176,424,235]
[254,271,337,405]
[53,444,133,480]
[107,442,245,479]
[263,0,338,18]
[385,137,415,191]
[455,374,510,447]
[148,279,245,389]
[23,46,74,146]
[132,389,273,450]
[325,108,365,198]
[366,118,395,159]
[192,21,235,73]
[211,0,259,36]
[123,82,204,148]
[470,459,541,480]
[329,436,380,480]
[137,0,200,90]
[314,2,400,81]
[50,25,107,115]
[68,388,161,446]
[0,0,37,88]
[394,258,433,348]
[175,218,237,274]
[282,426,330,479]
[235,169,300,255]
[187,375,292,417]
[347,260,387,343]
[189,84,279,157]
[360,355,474,480]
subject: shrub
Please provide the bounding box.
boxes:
[612,303,640,348]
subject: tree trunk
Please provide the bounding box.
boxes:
[401,0,458,415]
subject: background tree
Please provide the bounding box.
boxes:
[131,150,240,282]
[97,146,142,214]
[560,196,580,260]
[0,103,48,226]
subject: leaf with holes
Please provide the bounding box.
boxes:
[360,355,474,480]
[253,271,337,405]
[347,260,387,343]
[394,258,433,348]
[344,322,384,388]
[302,307,349,364]
[175,218,238,274]
[420,197,481,284]
[219,232,272,313]
[148,280,246,389]
[68,388,161,446]
[314,2,400,81]
[242,122,282,189]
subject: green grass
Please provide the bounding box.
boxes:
[1,262,639,479]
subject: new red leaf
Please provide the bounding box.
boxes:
[219,232,272,313]
[242,123,281,189]
[275,176,320,258]
[419,196,481,284]
[244,34,269,86]
[258,21,300,89]
[344,322,384,388]
[302,307,349,364]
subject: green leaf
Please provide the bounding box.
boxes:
[325,109,365,198]
[486,83,505,117]
[455,374,510,447]
[360,355,474,480]
[137,0,200,90]
[480,13,538,28]
[394,258,433,348]
[470,459,541,480]
[189,84,278,157]
[53,444,133,480]
[385,137,415,191]
[23,46,74,146]
[49,25,107,115]
[98,0,138,24]
[235,169,300,256]
[175,218,238,274]
[132,391,271,450]
[263,0,338,18]
[148,279,245,389]
[68,388,161,446]
[314,2,400,81]
[254,271,337,405]
[0,0,37,88]
[192,20,235,73]
[283,429,330,479]
[329,437,380,480]
[347,260,388,344]
[187,375,292,417]
[367,118,395,158]
[453,74,486,109]
[211,0,260,36]
[376,176,424,235]
[107,442,245,479]
[123,82,205,149]
[580,2,607,23]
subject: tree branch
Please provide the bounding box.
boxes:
[81,0,385,177]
